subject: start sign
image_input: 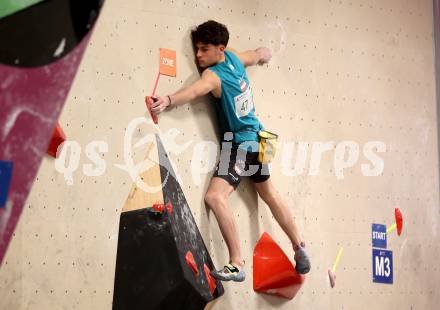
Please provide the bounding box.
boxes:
[372,223,387,248]
[372,249,393,284]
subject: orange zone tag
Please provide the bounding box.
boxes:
[159,48,176,77]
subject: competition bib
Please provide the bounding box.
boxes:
[234,86,254,118]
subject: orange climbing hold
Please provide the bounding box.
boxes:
[253,232,305,299]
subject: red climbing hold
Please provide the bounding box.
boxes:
[145,96,158,124]
[46,123,66,158]
[152,203,165,213]
[185,251,199,277]
[395,208,403,236]
[204,264,216,295]
[253,232,304,299]
[166,201,173,214]
[151,202,172,215]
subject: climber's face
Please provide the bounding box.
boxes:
[195,43,225,68]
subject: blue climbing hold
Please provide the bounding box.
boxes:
[0,160,13,208]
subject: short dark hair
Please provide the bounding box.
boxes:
[191,20,229,47]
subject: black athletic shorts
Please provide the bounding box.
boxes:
[213,144,271,189]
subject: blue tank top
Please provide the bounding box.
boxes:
[208,50,263,147]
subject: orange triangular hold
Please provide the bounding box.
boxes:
[253,232,305,299]
[46,123,66,158]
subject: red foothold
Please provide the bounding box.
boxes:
[395,208,403,236]
[253,232,304,299]
[204,264,216,295]
[47,123,66,158]
[185,251,199,277]
[152,203,165,213]
[166,201,173,214]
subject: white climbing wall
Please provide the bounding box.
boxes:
[1,0,439,309]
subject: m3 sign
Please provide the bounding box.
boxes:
[371,223,393,284]
[372,249,393,284]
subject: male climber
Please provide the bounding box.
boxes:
[151,20,310,282]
